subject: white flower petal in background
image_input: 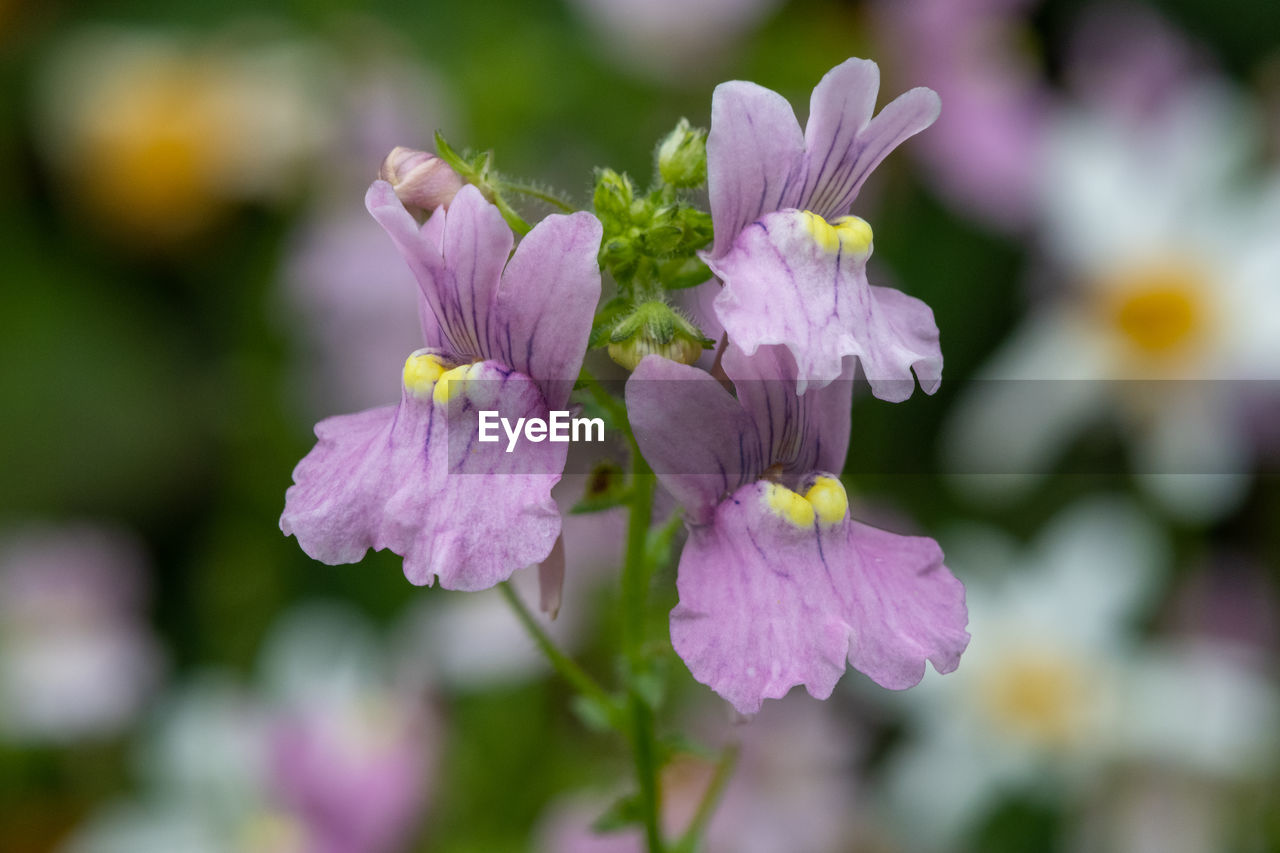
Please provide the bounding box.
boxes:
[0,523,163,744]
[946,78,1280,521]
[878,494,1278,850]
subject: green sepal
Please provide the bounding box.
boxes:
[589,296,633,349]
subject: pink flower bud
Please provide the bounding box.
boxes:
[378,146,464,214]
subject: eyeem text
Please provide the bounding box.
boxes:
[478,410,606,453]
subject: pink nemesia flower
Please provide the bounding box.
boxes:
[701,59,943,396]
[281,184,603,590]
[627,345,968,715]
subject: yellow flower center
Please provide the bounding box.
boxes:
[78,61,235,242]
[800,211,873,255]
[402,351,450,398]
[1099,261,1210,360]
[979,650,1096,746]
[432,363,485,407]
[238,811,306,853]
[762,476,848,528]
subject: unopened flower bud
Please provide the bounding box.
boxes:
[656,118,708,188]
[592,168,636,225]
[607,300,710,371]
[379,146,464,215]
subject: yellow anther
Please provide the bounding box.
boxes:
[402,351,449,398]
[432,363,479,407]
[830,215,873,254]
[804,476,849,525]
[800,211,841,254]
[801,211,872,255]
[763,482,816,528]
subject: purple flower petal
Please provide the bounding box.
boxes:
[807,82,941,218]
[709,209,942,397]
[366,181,461,353]
[721,344,853,477]
[626,355,760,523]
[626,346,853,521]
[706,80,806,260]
[489,210,603,410]
[281,359,563,591]
[368,181,602,409]
[368,182,513,359]
[670,480,969,715]
[799,58,882,214]
[705,58,939,260]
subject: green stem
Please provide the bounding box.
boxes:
[498,581,613,710]
[675,744,740,852]
[490,192,532,235]
[622,438,662,852]
[502,180,577,212]
[579,368,629,430]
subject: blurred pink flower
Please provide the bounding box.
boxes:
[537,692,870,852]
[0,523,162,743]
[873,0,1049,230]
[63,605,439,853]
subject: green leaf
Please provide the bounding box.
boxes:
[591,793,644,833]
[645,510,684,571]
[659,256,713,290]
[570,692,625,734]
[656,733,715,765]
[624,658,668,712]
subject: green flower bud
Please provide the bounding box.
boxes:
[593,168,636,226]
[606,300,710,371]
[656,118,708,188]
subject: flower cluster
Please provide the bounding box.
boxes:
[281,57,968,721]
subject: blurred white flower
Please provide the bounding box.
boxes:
[878,498,1278,850]
[945,83,1280,520]
[34,24,337,246]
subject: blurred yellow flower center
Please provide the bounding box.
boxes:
[1102,262,1209,359]
[800,211,873,255]
[763,476,848,528]
[980,651,1095,746]
[79,62,234,242]
[238,811,306,853]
